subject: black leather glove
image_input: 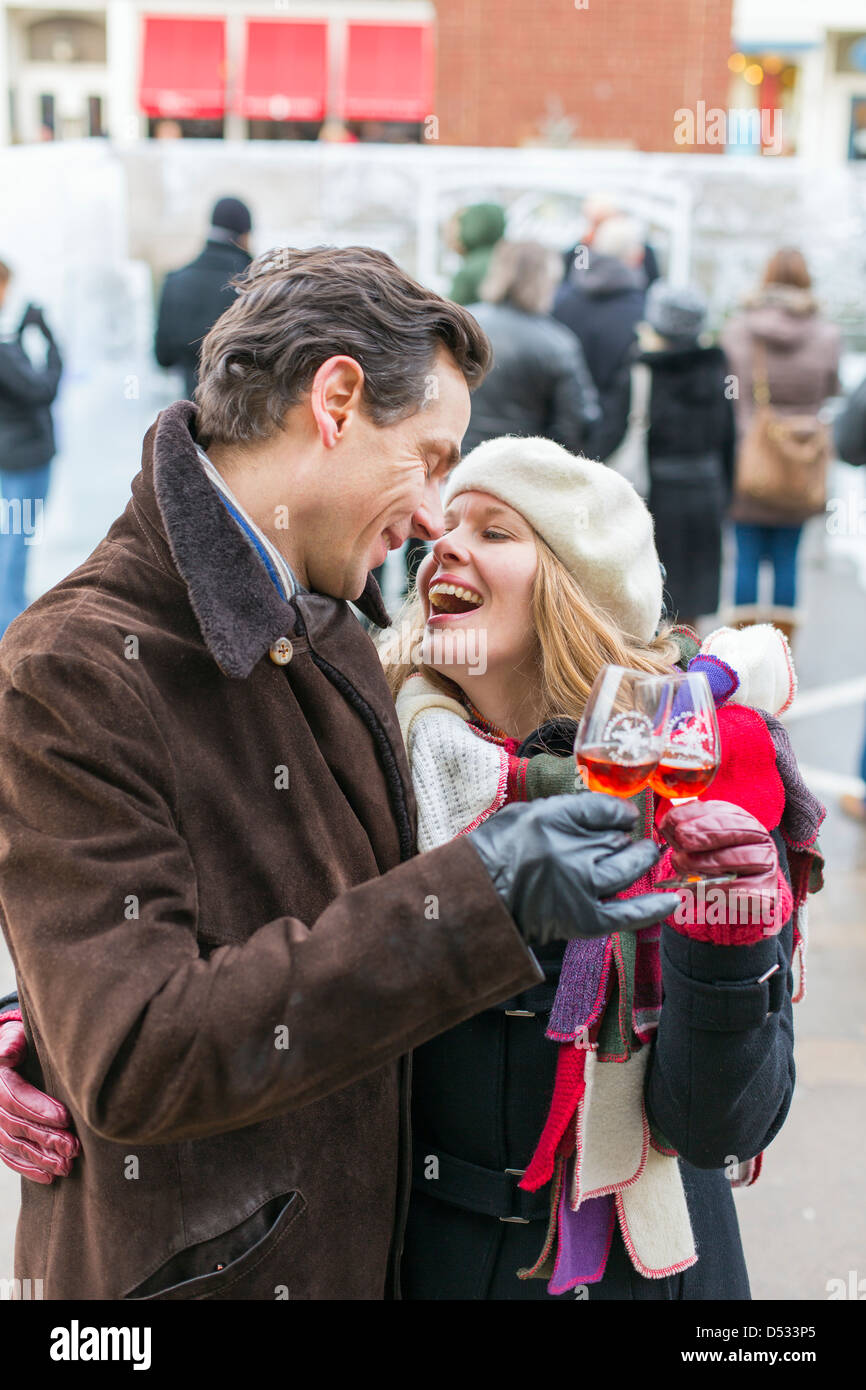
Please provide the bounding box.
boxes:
[467,793,676,945]
[18,303,51,338]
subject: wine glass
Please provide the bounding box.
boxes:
[574,666,672,798]
[651,670,735,890]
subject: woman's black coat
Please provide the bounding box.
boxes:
[598,342,736,622]
[401,723,796,1300]
[0,331,62,473]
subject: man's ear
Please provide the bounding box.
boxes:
[310,356,365,448]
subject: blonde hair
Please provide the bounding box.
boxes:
[379,532,680,732]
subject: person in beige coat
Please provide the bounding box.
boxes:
[721,249,841,643]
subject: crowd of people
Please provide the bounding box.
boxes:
[0,189,859,1304]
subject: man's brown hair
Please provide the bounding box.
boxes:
[194,245,492,447]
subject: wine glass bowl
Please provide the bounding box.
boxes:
[574,668,672,798]
[648,673,721,803]
[650,670,735,890]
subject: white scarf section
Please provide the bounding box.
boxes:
[395,673,513,854]
[573,1049,697,1278]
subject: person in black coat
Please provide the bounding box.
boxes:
[833,377,866,824]
[404,713,795,1300]
[603,282,736,628]
[0,261,62,636]
[553,215,648,447]
[387,457,812,1302]
[561,190,661,292]
[462,239,600,454]
[154,197,253,402]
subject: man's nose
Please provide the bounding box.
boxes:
[410,477,446,543]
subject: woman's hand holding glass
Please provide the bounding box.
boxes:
[574,665,734,891]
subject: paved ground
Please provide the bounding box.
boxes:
[0,359,864,1299]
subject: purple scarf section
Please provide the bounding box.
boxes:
[760,710,825,849]
[548,1163,616,1294]
[547,934,612,1042]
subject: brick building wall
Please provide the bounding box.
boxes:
[434,0,734,150]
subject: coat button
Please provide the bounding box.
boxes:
[269,637,293,666]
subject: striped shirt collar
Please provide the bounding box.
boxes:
[195,444,298,600]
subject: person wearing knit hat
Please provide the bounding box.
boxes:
[210,196,253,245]
[601,278,735,629]
[441,435,663,643]
[154,195,254,401]
[643,279,707,346]
[375,433,822,1301]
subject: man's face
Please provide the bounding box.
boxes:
[303,348,472,602]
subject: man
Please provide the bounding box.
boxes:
[561,192,660,288]
[553,215,649,461]
[154,196,253,401]
[0,261,62,636]
[0,245,671,1300]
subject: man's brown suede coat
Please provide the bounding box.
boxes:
[0,400,541,1300]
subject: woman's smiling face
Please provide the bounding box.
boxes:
[416,490,539,684]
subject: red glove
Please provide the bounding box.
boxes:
[657,800,792,945]
[0,1015,80,1183]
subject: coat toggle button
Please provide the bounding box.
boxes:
[269,637,293,666]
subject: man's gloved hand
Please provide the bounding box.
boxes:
[0,1017,79,1183]
[467,793,677,946]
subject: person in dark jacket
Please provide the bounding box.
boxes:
[0,261,62,637]
[380,434,819,1300]
[833,378,866,824]
[603,281,736,628]
[461,239,600,455]
[154,196,254,401]
[834,372,866,470]
[562,191,660,290]
[383,436,822,1301]
[553,215,648,454]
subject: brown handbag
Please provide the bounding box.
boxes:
[734,340,830,518]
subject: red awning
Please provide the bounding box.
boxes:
[238,21,328,121]
[139,16,226,120]
[339,22,434,122]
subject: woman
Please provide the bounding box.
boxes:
[0,440,824,1300]
[721,248,841,644]
[607,280,735,630]
[381,436,823,1299]
[0,261,62,637]
[460,239,600,455]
